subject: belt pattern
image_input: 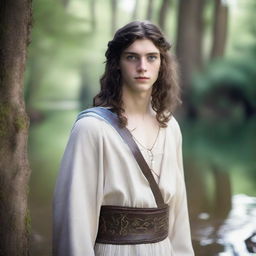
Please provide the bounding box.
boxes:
[96,205,169,245]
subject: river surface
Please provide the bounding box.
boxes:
[192,194,256,255]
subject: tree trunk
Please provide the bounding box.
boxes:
[146,0,153,21]
[79,63,93,110]
[158,0,170,32]
[24,57,38,110]
[176,0,205,87]
[90,0,97,32]
[210,0,228,59]
[111,0,118,35]
[184,159,210,219]
[212,164,232,220]
[132,0,139,21]
[61,0,69,8]
[0,0,32,255]
[176,0,205,118]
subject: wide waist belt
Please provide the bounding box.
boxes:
[96,204,169,245]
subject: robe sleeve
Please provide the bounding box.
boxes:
[169,119,195,256]
[53,117,104,256]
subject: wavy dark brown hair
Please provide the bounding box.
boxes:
[93,20,181,127]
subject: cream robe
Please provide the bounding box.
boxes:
[53,112,194,256]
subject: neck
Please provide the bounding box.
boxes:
[122,87,153,117]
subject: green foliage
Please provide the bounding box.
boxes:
[30,0,88,56]
[25,0,91,107]
[191,45,256,110]
[227,0,256,56]
[28,110,77,200]
[184,43,256,191]
[183,117,256,165]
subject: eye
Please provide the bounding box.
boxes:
[147,55,158,62]
[126,55,137,61]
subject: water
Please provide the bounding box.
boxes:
[192,194,256,255]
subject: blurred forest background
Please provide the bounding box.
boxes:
[25,0,256,255]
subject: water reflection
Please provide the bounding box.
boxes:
[192,194,256,255]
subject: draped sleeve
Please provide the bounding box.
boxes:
[53,116,104,256]
[168,118,195,256]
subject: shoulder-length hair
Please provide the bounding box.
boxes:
[93,20,181,127]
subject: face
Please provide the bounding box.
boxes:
[119,39,161,94]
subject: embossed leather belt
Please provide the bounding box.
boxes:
[77,108,170,245]
[96,204,169,244]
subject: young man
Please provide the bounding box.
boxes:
[53,21,194,256]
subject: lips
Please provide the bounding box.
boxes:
[134,77,150,80]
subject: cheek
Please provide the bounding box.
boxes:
[120,64,134,82]
[153,62,161,75]
[120,62,132,75]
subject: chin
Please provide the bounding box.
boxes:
[123,81,153,94]
[133,84,153,93]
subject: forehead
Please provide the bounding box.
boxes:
[122,39,160,54]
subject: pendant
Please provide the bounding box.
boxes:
[148,150,154,169]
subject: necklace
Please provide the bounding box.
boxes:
[131,126,161,178]
[128,127,137,132]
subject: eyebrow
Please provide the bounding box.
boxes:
[123,51,160,55]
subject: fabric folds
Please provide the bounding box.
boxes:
[53,113,194,256]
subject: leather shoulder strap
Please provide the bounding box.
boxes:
[76,107,165,208]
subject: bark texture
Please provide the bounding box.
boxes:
[211,0,228,59]
[0,0,32,255]
[176,0,205,88]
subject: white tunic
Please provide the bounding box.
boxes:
[53,112,194,256]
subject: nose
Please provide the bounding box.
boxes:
[137,57,147,73]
